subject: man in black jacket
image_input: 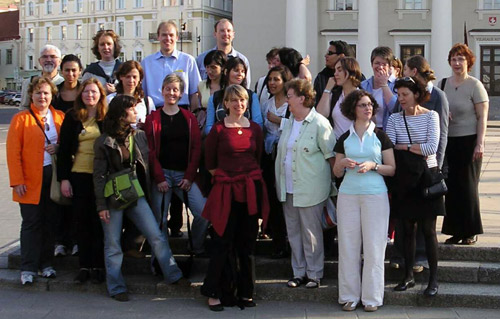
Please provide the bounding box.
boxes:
[313,40,357,105]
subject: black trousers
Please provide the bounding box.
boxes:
[261,152,287,252]
[201,201,259,302]
[54,204,77,248]
[20,165,55,273]
[71,172,104,269]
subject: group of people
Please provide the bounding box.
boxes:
[6,17,489,313]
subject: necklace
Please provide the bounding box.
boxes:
[237,127,243,135]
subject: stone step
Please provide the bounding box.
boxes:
[0,269,499,309]
[167,237,500,262]
[8,249,500,285]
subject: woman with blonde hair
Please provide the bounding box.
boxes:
[7,77,65,285]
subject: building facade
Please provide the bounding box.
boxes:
[17,0,233,85]
[0,8,20,90]
[234,0,500,96]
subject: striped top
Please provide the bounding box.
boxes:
[386,111,440,168]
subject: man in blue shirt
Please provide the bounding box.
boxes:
[142,20,201,110]
[196,19,251,88]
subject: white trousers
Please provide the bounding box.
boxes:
[337,193,390,307]
[283,194,325,280]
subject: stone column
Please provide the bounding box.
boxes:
[285,0,307,57]
[431,0,452,80]
[358,0,379,77]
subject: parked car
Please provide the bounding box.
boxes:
[3,93,16,105]
[0,92,12,104]
[9,94,21,106]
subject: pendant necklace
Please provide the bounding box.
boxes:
[237,127,243,135]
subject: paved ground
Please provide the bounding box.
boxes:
[0,287,500,319]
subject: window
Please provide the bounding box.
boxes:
[28,2,34,16]
[28,55,33,70]
[400,45,424,63]
[118,52,125,62]
[118,21,124,37]
[61,0,68,13]
[76,25,82,40]
[334,0,353,10]
[484,0,500,9]
[46,27,52,41]
[117,0,125,9]
[404,0,422,9]
[135,0,143,8]
[47,0,52,14]
[76,0,83,12]
[135,51,142,62]
[61,25,67,40]
[135,21,142,37]
[480,46,500,96]
[98,0,106,11]
[6,49,12,64]
[28,28,34,42]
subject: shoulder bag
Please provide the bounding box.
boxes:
[103,135,145,210]
[402,111,447,199]
[29,109,71,206]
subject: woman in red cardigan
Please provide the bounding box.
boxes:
[144,74,208,255]
[200,84,269,312]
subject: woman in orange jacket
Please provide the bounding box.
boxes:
[7,77,65,285]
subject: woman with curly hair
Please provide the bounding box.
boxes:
[82,29,122,94]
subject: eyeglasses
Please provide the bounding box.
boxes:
[356,102,373,109]
[41,116,50,131]
[326,51,338,56]
[40,55,59,60]
[450,56,467,64]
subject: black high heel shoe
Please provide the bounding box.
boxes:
[394,278,416,291]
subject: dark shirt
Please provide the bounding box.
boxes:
[53,82,79,113]
[159,110,189,171]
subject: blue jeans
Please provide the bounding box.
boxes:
[101,197,182,296]
[151,169,208,254]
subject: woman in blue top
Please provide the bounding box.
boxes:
[333,90,395,312]
[204,57,262,135]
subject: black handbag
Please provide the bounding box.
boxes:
[402,111,447,199]
[104,135,144,210]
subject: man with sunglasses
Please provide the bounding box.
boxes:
[20,44,64,108]
[313,40,357,105]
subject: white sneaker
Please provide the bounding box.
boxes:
[54,245,66,257]
[71,244,79,256]
[41,267,56,278]
[21,273,34,285]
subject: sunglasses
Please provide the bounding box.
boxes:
[396,76,416,85]
[41,116,50,131]
[326,51,338,56]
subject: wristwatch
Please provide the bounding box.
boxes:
[323,89,331,94]
[407,144,411,151]
[372,163,379,171]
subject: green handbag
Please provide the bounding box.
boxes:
[104,135,144,210]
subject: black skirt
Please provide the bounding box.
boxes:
[441,135,483,237]
[390,150,445,220]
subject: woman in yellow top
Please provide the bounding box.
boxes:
[7,77,65,285]
[58,78,107,283]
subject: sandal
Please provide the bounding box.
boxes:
[287,277,305,288]
[461,235,478,245]
[444,236,461,245]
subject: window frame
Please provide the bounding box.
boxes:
[46,0,53,14]
[6,49,13,65]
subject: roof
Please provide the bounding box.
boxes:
[0,10,19,41]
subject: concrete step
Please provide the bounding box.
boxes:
[167,237,500,262]
[0,269,499,309]
[8,249,500,285]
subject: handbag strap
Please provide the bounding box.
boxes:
[29,108,51,145]
[402,111,413,145]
